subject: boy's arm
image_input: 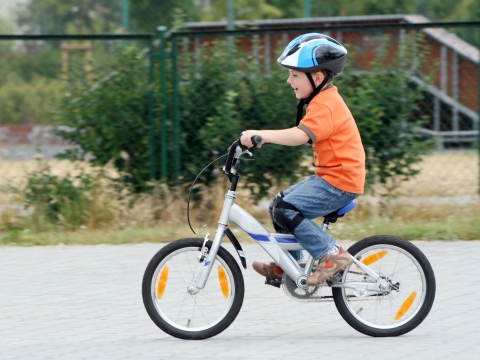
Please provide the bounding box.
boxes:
[240,127,310,148]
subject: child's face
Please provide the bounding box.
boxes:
[286,69,314,99]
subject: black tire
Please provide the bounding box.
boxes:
[142,238,245,340]
[333,235,436,337]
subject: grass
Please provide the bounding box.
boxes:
[2,202,478,246]
[373,150,478,197]
[0,150,478,247]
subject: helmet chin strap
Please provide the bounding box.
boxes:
[296,71,333,126]
[306,72,317,92]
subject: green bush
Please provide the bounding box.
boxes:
[179,41,309,198]
[55,36,434,198]
[22,160,116,230]
[55,46,157,192]
[55,43,309,196]
[0,76,64,124]
[0,49,61,83]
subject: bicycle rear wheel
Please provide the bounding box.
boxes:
[333,235,435,337]
[142,238,245,340]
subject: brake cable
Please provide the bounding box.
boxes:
[187,153,228,234]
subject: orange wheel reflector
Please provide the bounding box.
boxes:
[217,265,229,299]
[157,266,169,300]
[361,250,388,266]
[395,291,417,320]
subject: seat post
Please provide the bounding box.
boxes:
[322,218,332,232]
[322,200,356,232]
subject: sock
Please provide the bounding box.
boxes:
[328,246,339,255]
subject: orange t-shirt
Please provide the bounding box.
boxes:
[297,86,365,194]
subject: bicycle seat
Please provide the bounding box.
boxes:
[323,200,356,224]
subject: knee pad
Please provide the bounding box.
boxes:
[269,192,284,232]
[270,197,305,234]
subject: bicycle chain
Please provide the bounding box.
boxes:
[314,270,373,300]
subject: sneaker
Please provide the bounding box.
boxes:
[306,247,352,286]
[252,261,284,280]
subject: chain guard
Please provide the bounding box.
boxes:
[282,257,395,302]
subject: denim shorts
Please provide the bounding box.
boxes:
[280,175,359,260]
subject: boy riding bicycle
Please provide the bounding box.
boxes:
[240,33,365,286]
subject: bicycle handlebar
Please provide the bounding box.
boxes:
[251,135,262,146]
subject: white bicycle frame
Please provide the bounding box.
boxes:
[188,187,390,295]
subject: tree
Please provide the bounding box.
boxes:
[129,0,199,33]
[0,17,13,53]
[200,0,283,21]
[14,0,479,39]
[17,0,202,34]
[264,0,303,18]
[17,0,122,34]
[425,0,480,48]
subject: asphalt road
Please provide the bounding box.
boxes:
[0,240,479,359]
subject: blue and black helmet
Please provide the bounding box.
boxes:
[277,33,347,75]
[279,34,348,124]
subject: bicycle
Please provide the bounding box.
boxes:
[142,136,436,340]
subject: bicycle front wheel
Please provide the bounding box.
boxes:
[333,236,436,337]
[142,238,245,340]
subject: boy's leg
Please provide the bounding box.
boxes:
[279,177,359,261]
[277,177,360,285]
[268,176,317,261]
[252,176,314,278]
[254,176,358,281]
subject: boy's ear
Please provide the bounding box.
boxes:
[313,70,325,86]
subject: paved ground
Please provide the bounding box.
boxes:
[1,240,479,359]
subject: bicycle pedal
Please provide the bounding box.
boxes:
[326,273,343,286]
[265,277,282,288]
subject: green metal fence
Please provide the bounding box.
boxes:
[161,21,480,198]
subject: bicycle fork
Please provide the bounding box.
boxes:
[187,190,237,294]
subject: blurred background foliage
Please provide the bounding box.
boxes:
[337,35,435,194]
[0,0,477,128]
[7,0,478,37]
[0,0,477,237]
[51,34,434,198]
[54,46,156,192]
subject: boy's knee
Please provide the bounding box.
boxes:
[270,197,304,233]
[268,192,284,232]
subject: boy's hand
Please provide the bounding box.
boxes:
[240,130,264,148]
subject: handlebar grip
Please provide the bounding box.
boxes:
[251,135,262,146]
